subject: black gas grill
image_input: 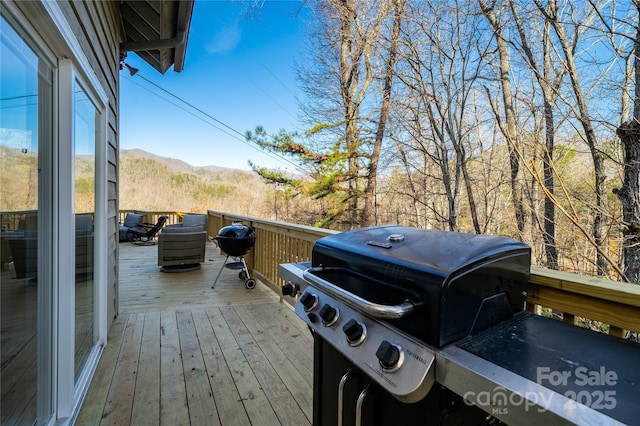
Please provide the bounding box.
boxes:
[280,226,640,425]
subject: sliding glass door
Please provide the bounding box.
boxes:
[0,14,54,425]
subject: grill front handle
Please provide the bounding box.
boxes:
[338,370,354,426]
[303,267,416,319]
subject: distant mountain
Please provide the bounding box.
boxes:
[123,148,230,172]
[120,149,271,215]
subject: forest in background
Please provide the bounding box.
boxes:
[4,1,638,285]
[4,141,622,280]
[119,149,271,216]
[119,144,608,281]
[243,0,640,284]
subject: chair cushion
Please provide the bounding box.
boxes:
[123,213,144,227]
[119,213,144,242]
[76,213,94,234]
[181,214,206,228]
[161,226,205,234]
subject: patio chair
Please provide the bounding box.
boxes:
[126,215,168,245]
[157,214,208,272]
[9,213,95,281]
[75,213,94,280]
[119,213,144,242]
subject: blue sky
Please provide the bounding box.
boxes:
[120,1,309,171]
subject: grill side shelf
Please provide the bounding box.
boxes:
[436,345,621,426]
[437,312,638,426]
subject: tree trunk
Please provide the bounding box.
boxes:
[541,32,559,269]
[339,0,359,228]
[615,6,640,283]
[479,0,526,237]
[508,0,559,268]
[615,121,640,283]
[460,153,481,234]
[542,104,559,269]
[336,0,388,228]
[362,0,405,227]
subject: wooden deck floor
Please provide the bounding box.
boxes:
[76,241,313,426]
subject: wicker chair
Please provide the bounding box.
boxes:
[10,213,94,281]
[157,214,208,272]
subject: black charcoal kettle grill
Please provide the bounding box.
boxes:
[212,221,256,289]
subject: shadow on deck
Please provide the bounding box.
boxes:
[76,241,313,425]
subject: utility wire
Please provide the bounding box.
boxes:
[124,76,246,142]
[240,68,298,121]
[261,62,298,99]
[186,2,298,121]
[135,73,246,139]
[123,70,311,173]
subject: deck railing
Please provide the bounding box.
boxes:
[122,209,640,337]
[118,210,184,226]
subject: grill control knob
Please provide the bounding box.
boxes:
[342,319,366,346]
[318,304,339,326]
[376,340,403,372]
[282,281,300,297]
[300,292,318,311]
[281,282,298,297]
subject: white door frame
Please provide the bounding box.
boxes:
[3,1,109,422]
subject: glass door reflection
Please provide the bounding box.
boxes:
[73,82,96,382]
[0,14,53,424]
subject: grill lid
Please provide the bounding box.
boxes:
[215,222,256,257]
[312,225,529,279]
[310,226,531,347]
[217,222,254,239]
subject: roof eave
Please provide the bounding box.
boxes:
[119,0,194,74]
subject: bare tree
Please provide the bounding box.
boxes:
[507,0,567,268]
[250,0,396,229]
[615,1,640,283]
[393,0,487,232]
[532,0,610,275]
[245,0,638,286]
[479,0,527,237]
[362,0,407,226]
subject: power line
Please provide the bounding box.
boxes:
[124,76,246,142]
[186,13,298,120]
[240,68,298,121]
[122,70,311,173]
[135,73,246,139]
[261,62,298,99]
